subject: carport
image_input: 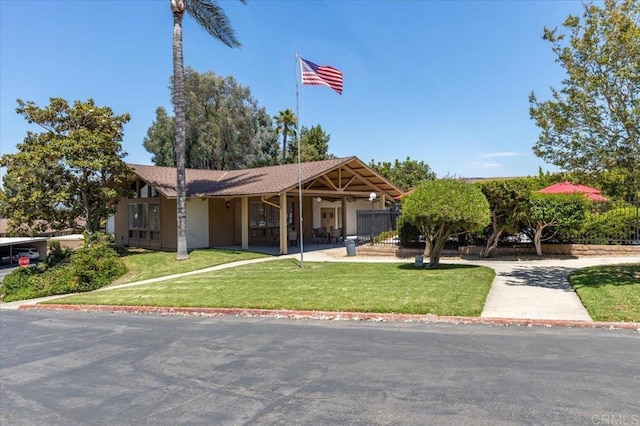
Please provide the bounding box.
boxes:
[0,237,48,265]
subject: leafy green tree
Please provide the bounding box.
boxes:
[401,179,490,268]
[476,177,540,257]
[369,157,436,192]
[0,98,131,235]
[170,0,244,260]
[529,0,640,196]
[143,107,175,166]
[288,125,332,163]
[563,168,638,202]
[143,68,279,169]
[274,108,297,164]
[527,193,589,255]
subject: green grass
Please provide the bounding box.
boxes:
[47,261,495,317]
[569,263,640,322]
[114,248,268,284]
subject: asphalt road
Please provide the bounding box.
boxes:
[1,310,639,425]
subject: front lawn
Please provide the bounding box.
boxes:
[569,263,640,322]
[47,260,495,317]
[114,248,268,284]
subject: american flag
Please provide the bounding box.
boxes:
[300,58,343,95]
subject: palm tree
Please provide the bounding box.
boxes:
[274,109,297,164]
[170,0,243,260]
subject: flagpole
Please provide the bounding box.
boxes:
[295,52,304,268]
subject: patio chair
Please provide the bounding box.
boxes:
[288,230,298,246]
[313,228,325,244]
[330,228,342,244]
[270,228,279,246]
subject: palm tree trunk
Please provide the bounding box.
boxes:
[173,8,189,260]
[282,124,288,164]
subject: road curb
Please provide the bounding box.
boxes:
[18,304,640,331]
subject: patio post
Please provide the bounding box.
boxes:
[241,196,248,250]
[279,192,288,255]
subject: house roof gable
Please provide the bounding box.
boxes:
[128,157,403,200]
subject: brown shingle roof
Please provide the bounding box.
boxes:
[129,157,403,199]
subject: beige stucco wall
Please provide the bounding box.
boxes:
[186,198,209,249]
[345,199,381,237]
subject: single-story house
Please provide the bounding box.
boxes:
[113,156,403,255]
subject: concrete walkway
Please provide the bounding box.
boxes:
[477,256,639,321]
[304,251,639,322]
[1,248,638,323]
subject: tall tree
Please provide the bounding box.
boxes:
[288,124,332,163]
[401,179,490,268]
[170,0,244,260]
[274,108,297,164]
[144,68,279,169]
[369,157,436,192]
[143,106,175,166]
[529,0,640,196]
[0,98,131,235]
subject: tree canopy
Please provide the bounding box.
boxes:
[527,193,589,255]
[0,98,131,235]
[288,125,332,163]
[143,67,279,170]
[369,157,436,192]
[401,179,490,268]
[529,0,640,194]
[475,177,540,257]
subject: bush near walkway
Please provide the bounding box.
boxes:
[569,264,640,322]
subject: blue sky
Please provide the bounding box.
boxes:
[1,0,585,179]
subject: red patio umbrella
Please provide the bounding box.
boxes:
[538,182,609,202]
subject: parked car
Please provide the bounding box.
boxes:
[13,248,40,260]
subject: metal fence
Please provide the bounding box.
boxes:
[355,209,397,245]
[564,200,640,245]
[358,200,640,249]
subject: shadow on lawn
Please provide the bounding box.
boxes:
[396,263,479,271]
[570,264,640,289]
